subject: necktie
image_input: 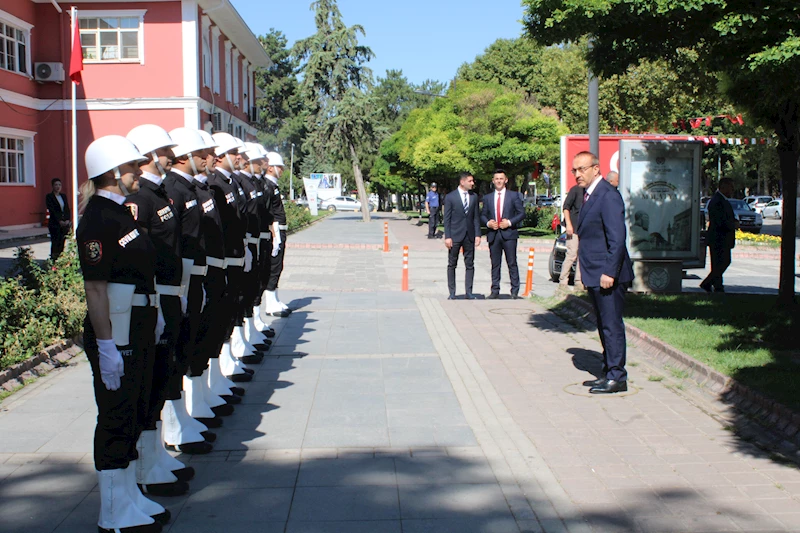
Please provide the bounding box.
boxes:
[496,192,502,223]
[463,193,469,213]
[584,191,589,203]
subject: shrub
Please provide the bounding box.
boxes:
[0,241,85,370]
[735,229,781,247]
[285,200,313,232]
[523,205,560,233]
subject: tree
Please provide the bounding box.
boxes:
[294,0,377,222]
[523,0,799,302]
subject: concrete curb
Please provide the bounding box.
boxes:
[0,229,50,248]
[0,337,83,394]
[561,294,800,446]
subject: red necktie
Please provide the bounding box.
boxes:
[584,192,589,203]
[496,192,502,224]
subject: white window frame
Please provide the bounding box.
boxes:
[201,15,211,89]
[232,48,240,106]
[0,127,36,187]
[78,9,146,65]
[224,40,232,102]
[242,59,249,113]
[212,26,221,94]
[0,9,33,79]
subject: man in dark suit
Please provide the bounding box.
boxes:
[45,178,71,261]
[481,169,525,298]
[443,172,481,299]
[574,152,635,394]
[701,178,737,293]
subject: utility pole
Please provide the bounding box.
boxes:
[289,143,295,200]
[588,40,599,156]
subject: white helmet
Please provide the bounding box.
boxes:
[266,151,285,167]
[243,142,265,161]
[212,132,240,155]
[198,130,218,150]
[233,137,246,152]
[85,135,146,180]
[257,145,269,159]
[126,124,176,156]
[169,128,207,158]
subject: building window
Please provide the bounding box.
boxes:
[0,130,35,185]
[224,41,232,101]
[79,10,145,63]
[212,27,221,94]
[232,50,240,106]
[0,12,32,76]
[201,18,212,88]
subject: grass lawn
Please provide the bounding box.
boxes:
[546,293,800,411]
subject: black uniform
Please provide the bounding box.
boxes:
[163,170,206,388]
[238,171,262,317]
[255,174,273,296]
[264,175,287,291]
[77,192,157,471]
[125,174,182,426]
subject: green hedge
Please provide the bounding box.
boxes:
[523,206,560,233]
[0,242,86,370]
[285,200,312,232]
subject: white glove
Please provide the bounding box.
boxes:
[97,338,124,391]
[155,306,166,341]
[244,247,253,273]
[273,223,282,246]
[272,240,281,257]
[180,295,188,315]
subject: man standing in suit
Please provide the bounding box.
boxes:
[425,183,440,239]
[481,169,525,298]
[574,152,635,394]
[701,178,737,292]
[45,178,71,261]
[444,172,481,299]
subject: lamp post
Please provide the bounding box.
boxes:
[289,143,295,200]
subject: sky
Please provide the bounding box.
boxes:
[231,0,527,86]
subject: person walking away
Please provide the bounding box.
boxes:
[560,182,585,291]
[481,169,525,298]
[700,177,737,292]
[443,172,481,299]
[425,182,440,238]
[573,151,634,394]
[46,178,71,261]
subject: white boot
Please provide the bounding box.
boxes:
[275,289,290,312]
[126,460,168,518]
[97,469,157,531]
[253,303,272,332]
[201,369,226,408]
[245,316,267,345]
[208,357,236,396]
[264,290,289,317]
[183,376,215,419]
[136,431,178,486]
[161,397,206,446]
[155,421,191,474]
[231,326,255,359]
[219,342,243,376]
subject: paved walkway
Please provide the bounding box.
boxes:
[2,213,800,532]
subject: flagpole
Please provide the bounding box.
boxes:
[70,6,79,235]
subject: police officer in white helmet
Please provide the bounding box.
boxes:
[263,151,291,316]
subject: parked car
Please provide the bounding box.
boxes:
[728,199,762,233]
[294,197,322,209]
[761,199,783,219]
[320,196,376,212]
[548,232,575,282]
[744,195,773,214]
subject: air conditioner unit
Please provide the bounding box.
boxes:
[34,62,65,82]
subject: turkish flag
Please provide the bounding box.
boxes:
[69,16,83,85]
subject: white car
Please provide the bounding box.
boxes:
[761,199,783,219]
[744,195,773,214]
[320,196,375,212]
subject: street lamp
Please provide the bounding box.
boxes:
[289,143,295,200]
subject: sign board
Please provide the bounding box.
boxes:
[303,177,319,216]
[619,140,702,261]
[308,173,342,201]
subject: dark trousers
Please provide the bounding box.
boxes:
[488,235,520,294]
[587,283,628,382]
[244,243,260,314]
[428,206,439,237]
[84,306,156,470]
[702,243,732,290]
[447,238,475,297]
[49,225,67,261]
[266,231,286,291]
[190,265,228,376]
[151,295,181,412]
[259,238,272,291]
[176,274,204,381]
[227,265,246,328]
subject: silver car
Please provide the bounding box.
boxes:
[728,199,762,233]
[761,199,783,219]
[320,196,376,212]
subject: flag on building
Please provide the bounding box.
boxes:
[69,14,83,85]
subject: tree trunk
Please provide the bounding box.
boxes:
[775,132,798,303]
[348,139,371,222]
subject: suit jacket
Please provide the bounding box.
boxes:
[706,190,736,250]
[480,189,525,243]
[443,189,480,243]
[577,178,634,287]
[46,192,70,228]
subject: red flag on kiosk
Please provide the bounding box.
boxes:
[69,16,83,85]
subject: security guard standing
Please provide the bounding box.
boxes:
[77,135,165,533]
[426,182,441,239]
[125,124,192,496]
[251,144,278,338]
[263,151,291,316]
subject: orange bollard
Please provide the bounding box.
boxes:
[383,222,390,252]
[401,245,409,291]
[522,248,534,297]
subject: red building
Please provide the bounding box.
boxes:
[0,0,270,228]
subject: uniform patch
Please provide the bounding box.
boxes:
[237,187,245,197]
[185,199,198,209]
[157,205,174,222]
[125,203,138,220]
[85,240,102,264]
[225,192,236,205]
[118,229,140,248]
[273,189,279,195]
[249,191,257,200]
[202,198,215,213]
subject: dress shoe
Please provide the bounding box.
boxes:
[589,380,628,394]
[511,293,521,299]
[139,480,190,497]
[253,342,271,351]
[261,329,276,338]
[200,431,216,443]
[582,377,606,387]
[267,309,290,318]
[465,294,477,300]
[716,286,725,293]
[699,282,712,293]
[228,373,252,382]
[487,292,499,300]
[230,386,245,396]
[241,367,255,375]
[195,416,222,428]
[427,236,434,239]
[238,354,262,365]
[171,466,195,482]
[447,295,456,300]
[166,440,212,455]
[210,404,234,417]
[152,508,171,525]
[222,394,241,405]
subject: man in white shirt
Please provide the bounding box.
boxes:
[480,169,525,298]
